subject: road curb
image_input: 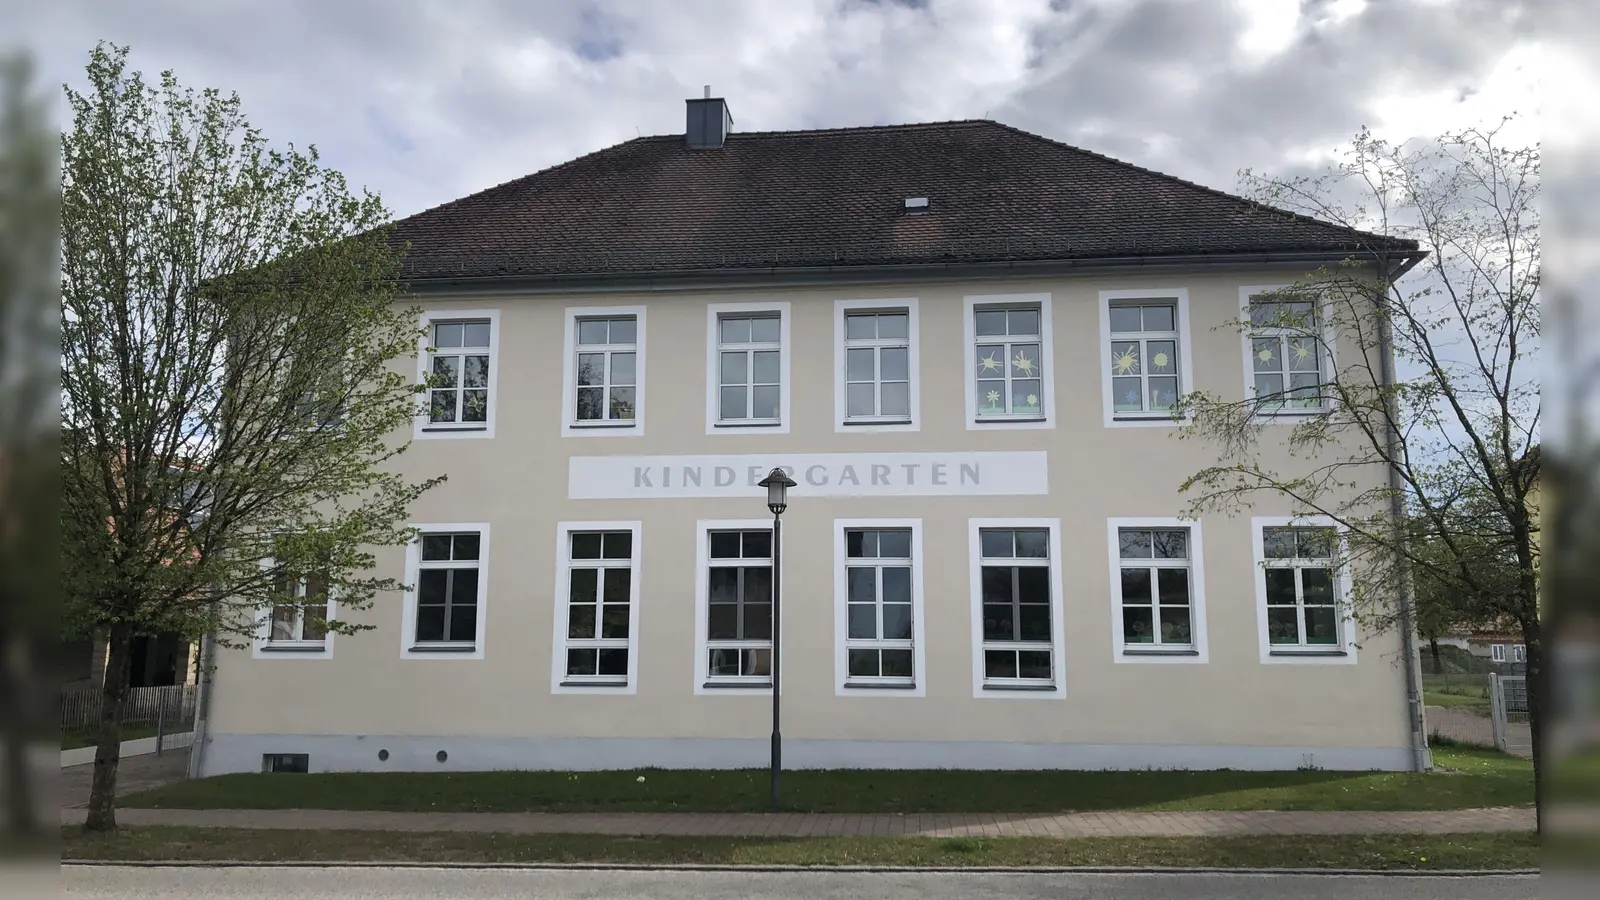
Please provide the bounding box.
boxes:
[60,859,1540,876]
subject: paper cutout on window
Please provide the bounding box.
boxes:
[979,353,1002,372]
[1113,347,1139,375]
[1293,344,1312,362]
[1012,353,1036,376]
[1258,348,1275,364]
[985,390,1000,405]
[1151,351,1169,369]
[1026,393,1038,407]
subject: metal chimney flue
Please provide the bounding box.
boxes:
[686,88,732,149]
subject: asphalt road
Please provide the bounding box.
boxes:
[62,866,1537,900]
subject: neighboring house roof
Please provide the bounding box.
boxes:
[389,119,1420,285]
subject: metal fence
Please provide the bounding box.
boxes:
[61,683,197,750]
[1490,674,1530,753]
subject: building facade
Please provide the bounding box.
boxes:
[195,104,1426,775]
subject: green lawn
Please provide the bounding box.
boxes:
[118,748,1531,814]
[60,826,1538,870]
[1424,690,1491,713]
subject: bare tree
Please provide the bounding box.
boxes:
[1178,123,1541,823]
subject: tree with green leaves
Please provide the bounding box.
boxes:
[1178,123,1540,826]
[61,43,441,832]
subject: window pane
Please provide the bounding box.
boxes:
[1157,568,1190,606]
[743,566,773,604]
[1262,528,1295,558]
[1110,341,1141,377]
[462,355,490,388]
[433,323,463,348]
[708,603,738,639]
[1017,651,1052,679]
[750,316,781,343]
[1288,337,1319,372]
[270,606,298,642]
[848,648,879,676]
[1249,301,1283,326]
[848,603,877,639]
[418,569,448,604]
[883,603,913,640]
[1119,530,1152,559]
[1015,530,1049,558]
[1151,530,1187,559]
[845,531,867,558]
[1017,566,1050,604]
[719,385,747,419]
[1254,373,1284,402]
[855,530,880,557]
[1304,606,1339,644]
[415,606,445,642]
[609,317,636,344]
[576,353,605,386]
[1108,306,1142,333]
[975,344,1005,378]
[845,314,876,340]
[742,530,772,558]
[1264,569,1297,605]
[980,566,1012,604]
[1018,604,1051,641]
[1297,528,1336,559]
[1120,568,1152,604]
[602,569,631,605]
[1148,377,1179,411]
[566,649,597,676]
[576,386,604,420]
[447,607,476,642]
[751,385,780,419]
[881,649,914,678]
[601,604,630,639]
[708,567,739,603]
[570,532,602,560]
[878,530,911,558]
[452,534,480,560]
[610,352,636,386]
[1008,308,1039,336]
[1146,341,1176,375]
[602,532,632,559]
[1267,607,1301,644]
[846,383,875,417]
[742,648,772,677]
[976,379,1006,415]
[1160,607,1192,644]
[462,390,488,422]
[597,648,629,676]
[1010,379,1041,414]
[720,316,750,344]
[1112,377,1143,413]
[752,350,780,384]
[709,532,742,559]
[880,347,908,381]
[568,568,598,604]
[1010,344,1040,378]
[429,390,456,423]
[982,603,1015,641]
[1288,373,1320,407]
[984,650,1017,678]
[975,310,1007,336]
[1123,606,1154,644]
[1142,305,1174,332]
[608,386,636,420]
[980,530,1013,559]
[878,313,908,339]
[302,605,328,642]
[1301,567,1333,604]
[846,348,875,381]
[421,535,453,561]
[719,351,747,386]
[847,567,876,604]
[708,648,741,676]
[432,354,459,387]
[567,602,596,639]
[1253,338,1282,373]
[578,319,609,345]
[881,382,910,417]
[450,569,478,606]
[882,567,912,605]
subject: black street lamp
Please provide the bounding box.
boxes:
[757,466,796,809]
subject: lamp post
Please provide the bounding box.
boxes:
[757,466,796,809]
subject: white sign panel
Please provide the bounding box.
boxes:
[568,451,1048,499]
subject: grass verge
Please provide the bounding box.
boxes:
[1423,691,1491,713]
[60,826,1537,870]
[61,726,163,750]
[119,748,1532,814]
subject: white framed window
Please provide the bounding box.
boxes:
[694,519,778,693]
[401,524,490,659]
[963,293,1054,429]
[968,518,1066,698]
[1513,644,1526,663]
[1253,516,1356,664]
[551,521,641,693]
[1490,643,1507,662]
[833,519,925,695]
[706,301,791,434]
[1098,289,1193,427]
[562,306,646,436]
[415,309,499,439]
[1106,518,1208,663]
[1240,285,1330,414]
[253,565,335,659]
[834,299,919,432]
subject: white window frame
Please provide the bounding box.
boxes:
[1490,643,1507,662]
[1239,285,1335,417]
[832,518,926,696]
[252,561,335,660]
[400,522,490,660]
[963,293,1054,430]
[561,305,646,437]
[1105,517,1208,664]
[705,301,792,435]
[833,299,920,433]
[693,518,782,695]
[414,309,500,440]
[1513,644,1526,663]
[967,517,1066,699]
[1098,289,1194,428]
[550,521,642,694]
[1252,515,1357,665]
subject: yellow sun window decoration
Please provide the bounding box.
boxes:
[1258,347,1275,364]
[1151,350,1170,370]
[1112,347,1139,375]
[979,352,1002,373]
[1011,353,1036,376]
[1292,344,1312,362]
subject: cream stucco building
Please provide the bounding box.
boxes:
[195,100,1430,776]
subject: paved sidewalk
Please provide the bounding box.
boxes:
[59,805,1534,837]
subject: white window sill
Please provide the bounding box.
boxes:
[258,643,328,654]
[701,680,773,689]
[421,424,489,433]
[842,681,917,690]
[1121,647,1199,657]
[974,415,1046,424]
[1268,647,1347,657]
[568,420,637,430]
[713,421,784,429]
[407,643,479,654]
[559,679,630,688]
[981,682,1057,692]
[841,418,914,427]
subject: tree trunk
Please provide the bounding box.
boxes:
[0,629,37,833]
[1429,636,1443,674]
[83,620,135,832]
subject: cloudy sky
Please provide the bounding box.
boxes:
[19,0,1540,222]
